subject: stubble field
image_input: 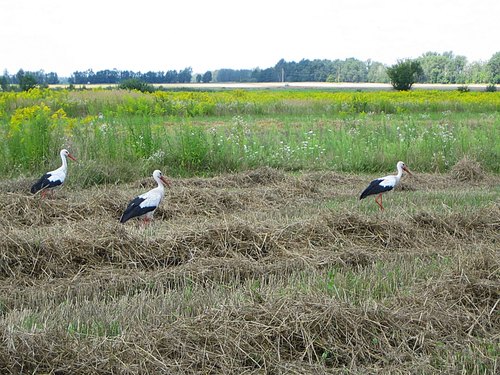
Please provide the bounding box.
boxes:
[1,164,499,374]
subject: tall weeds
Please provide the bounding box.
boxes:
[0,89,499,178]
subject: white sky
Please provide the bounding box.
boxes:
[1,0,499,77]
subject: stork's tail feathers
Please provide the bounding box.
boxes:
[31,179,46,194]
[119,214,131,224]
[30,184,40,194]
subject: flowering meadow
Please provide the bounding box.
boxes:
[0,88,498,181]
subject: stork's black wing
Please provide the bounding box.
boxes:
[31,173,61,194]
[120,196,156,223]
[359,179,393,200]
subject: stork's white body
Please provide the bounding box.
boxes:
[31,149,76,197]
[360,161,412,210]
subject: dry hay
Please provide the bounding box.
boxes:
[1,165,497,280]
[164,167,290,190]
[1,204,498,279]
[0,177,34,194]
[412,204,500,240]
[126,167,326,221]
[450,156,485,182]
[0,189,125,227]
[0,250,380,314]
[0,167,499,374]
[199,166,289,188]
[163,186,290,219]
[0,291,490,374]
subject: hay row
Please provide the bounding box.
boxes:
[0,184,323,228]
[1,206,498,279]
[1,288,496,374]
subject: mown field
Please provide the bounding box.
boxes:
[0,88,499,374]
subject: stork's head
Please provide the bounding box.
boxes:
[61,149,77,161]
[153,169,171,187]
[397,161,412,176]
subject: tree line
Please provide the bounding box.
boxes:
[68,68,194,84]
[213,52,499,85]
[1,51,499,91]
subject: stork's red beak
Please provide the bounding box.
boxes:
[68,153,77,162]
[160,176,171,187]
[403,166,412,176]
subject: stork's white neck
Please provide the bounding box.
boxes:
[396,164,403,179]
[153,175,165,191]
[60,152,68,171]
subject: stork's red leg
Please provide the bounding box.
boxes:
[375,193,384,211]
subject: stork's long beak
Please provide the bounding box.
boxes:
[67,153,77,162]
[403,166,413,176]
[160,175,172,188]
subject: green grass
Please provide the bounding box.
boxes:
[67,320,122,337]
[326,186,500,215]
[324,259,436,303]
[2,112,499,180]
[0,89,499,180]
[431,340,500,374]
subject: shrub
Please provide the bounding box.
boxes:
[457,85,470,93]
[19,74,38,91]
[119,79,155,93]
[485,84,497,92]
[386,59,423,91]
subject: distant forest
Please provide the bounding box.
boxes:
[2,51,500,86]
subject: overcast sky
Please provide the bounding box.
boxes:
[1,0,499,77]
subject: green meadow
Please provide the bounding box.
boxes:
[0,88,498,181]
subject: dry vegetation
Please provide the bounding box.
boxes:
[0,167,499,374]
[451,156,485,182]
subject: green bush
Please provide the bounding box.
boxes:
[119,79,154,93]
[386,59,423,91]
[485,84,497,92]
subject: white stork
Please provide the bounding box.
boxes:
[120,169,171,224]
[31,149,77,198]
[360,161,413,211]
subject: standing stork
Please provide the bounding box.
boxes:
[120,170,171,224]
[31,149,77,198]
[360,161,413,210]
